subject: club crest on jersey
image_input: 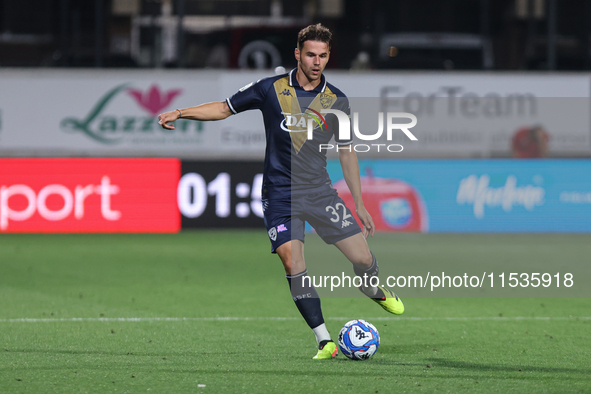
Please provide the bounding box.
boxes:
[320,93,333,109]
[268,227,277,241]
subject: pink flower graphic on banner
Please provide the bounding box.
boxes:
[127,85,182,116]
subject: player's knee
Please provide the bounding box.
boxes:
[276,243,291,273]
[351,251,373,269]
[279,254,300,275]
[281,256,292,275]
[288,261,308,276]
[281,255,307,276]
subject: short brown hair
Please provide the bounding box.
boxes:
[297,24,332,50]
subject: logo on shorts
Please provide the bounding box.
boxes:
[268,227,277,241]
[277,224,288,232]
[341,219,352,228]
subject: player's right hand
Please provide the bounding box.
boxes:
[158,110,180,130]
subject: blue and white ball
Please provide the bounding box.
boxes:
[337,319,380,360]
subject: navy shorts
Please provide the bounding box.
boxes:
[262,186,362,253]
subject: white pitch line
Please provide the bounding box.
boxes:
[332,316,591,321]
[0,316,589,323]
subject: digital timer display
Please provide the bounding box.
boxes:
[179,161,265,228]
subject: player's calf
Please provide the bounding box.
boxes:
[353,252,381,298]
[352,252,405,315]
[287,269,336,353]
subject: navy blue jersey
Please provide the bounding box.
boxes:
[226,68,351,196]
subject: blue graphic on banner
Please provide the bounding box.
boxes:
[326,159,591,233]
[381,198,413,227]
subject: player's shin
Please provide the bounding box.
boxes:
[286,270,331,344]
[353,252,382,298]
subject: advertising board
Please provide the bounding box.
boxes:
[0,158,180,233]
[328,159,591,232]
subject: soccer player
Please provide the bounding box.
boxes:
[158,24,404,360]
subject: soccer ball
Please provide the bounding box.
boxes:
[337,319,380,360]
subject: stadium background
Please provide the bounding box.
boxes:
[1,1,591,393]
[2,0,591,232]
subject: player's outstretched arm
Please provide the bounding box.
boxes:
[338,148,375,238]
[158,101,233,130]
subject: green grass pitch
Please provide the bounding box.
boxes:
[1,231,590,393]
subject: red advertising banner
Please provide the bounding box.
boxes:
[0,158,180,233]
[334,176,428,233]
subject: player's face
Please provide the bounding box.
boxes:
[295,40,330,82]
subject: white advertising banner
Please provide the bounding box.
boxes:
[328,73,591,157]
[0,69,265,158]
[0,70,589,158]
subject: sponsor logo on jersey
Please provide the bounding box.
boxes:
[341,219,352,228]
[277,223,288,232]
[279,112,327,133]
[279,89,292,96]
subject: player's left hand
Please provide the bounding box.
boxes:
[356,205,375,238]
